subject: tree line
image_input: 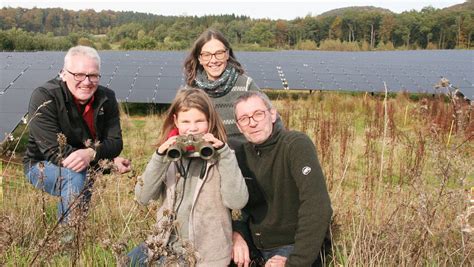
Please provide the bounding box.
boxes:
[0,1,472,51]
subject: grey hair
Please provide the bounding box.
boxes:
[233,91,273,115]
[63,45,101,71]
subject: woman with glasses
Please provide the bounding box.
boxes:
[184,28,262,149]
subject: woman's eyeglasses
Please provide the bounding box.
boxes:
[199,49,227,62]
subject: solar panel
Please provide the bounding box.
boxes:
[160,67,182,77]
[1,69,23,91]
[0,112,26,139]
[151,89,179,103]
[138,66,164,77]
[101,64,120,76]
[9,69,59,90]
[1,50,473,141]
[0,89,31,137]
[133,76,160,91]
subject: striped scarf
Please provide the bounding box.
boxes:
[194,65,238,98]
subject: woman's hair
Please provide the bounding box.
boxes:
[158,88,227,144]
[184,28,244,86]
[64,45,101,71]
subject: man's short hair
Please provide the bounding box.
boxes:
[233,91,273,116]
[64,45,101,71]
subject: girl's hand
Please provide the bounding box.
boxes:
[202,133,224,149]
[157,135,178,154]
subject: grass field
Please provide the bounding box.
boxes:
[1,89,472,266]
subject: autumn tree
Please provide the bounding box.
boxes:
[274,20,289,47]
[379,14,396,44]
[329,16,343,40]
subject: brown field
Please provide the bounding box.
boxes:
[1,89,473,266]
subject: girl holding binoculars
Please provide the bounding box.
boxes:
[128,88,248,266]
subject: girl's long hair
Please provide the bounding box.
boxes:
[184,28,244,86]
[158,88,227,144]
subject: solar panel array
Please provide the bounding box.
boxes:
[239,50,473,94]
[1,50,473,139]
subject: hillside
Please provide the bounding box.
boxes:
[443,0,474,11]
[318,6,393,17]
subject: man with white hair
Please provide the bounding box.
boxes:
[24,45,131,222]
[231,91,332,267]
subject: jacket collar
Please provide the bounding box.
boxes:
[251,120,284,151]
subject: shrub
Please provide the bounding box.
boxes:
[295,39,318,50]
[319,39,360,51]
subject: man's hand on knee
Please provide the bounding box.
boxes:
[62,148,94,172]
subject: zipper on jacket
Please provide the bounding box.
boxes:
[254,232,264,248]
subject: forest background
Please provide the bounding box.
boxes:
[0,1,473,51]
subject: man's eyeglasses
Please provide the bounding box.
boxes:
[199,49,227,62]
[66,70,101,83]
[237,109,269,126]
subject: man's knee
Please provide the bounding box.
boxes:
[60,170,89,199]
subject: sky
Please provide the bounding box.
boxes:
[2,0,467,20]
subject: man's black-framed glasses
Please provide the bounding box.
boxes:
[199,49,227,62]
[237,109,269,126]
[66,70,101,83]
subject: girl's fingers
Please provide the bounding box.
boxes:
[203,135,224,148]
[202,133,219,143]
[158,136,178,154]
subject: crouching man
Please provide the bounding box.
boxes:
[232,91,332,267]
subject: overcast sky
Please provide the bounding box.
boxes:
[2,0,467,20]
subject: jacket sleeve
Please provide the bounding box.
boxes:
[135,151,171,205]
[287,134,332,267]
[28,87,76,165]
[95,89,123,160]
[217,144,249,210]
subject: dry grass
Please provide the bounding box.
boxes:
[277,89,473,265]
[0,88,473,266]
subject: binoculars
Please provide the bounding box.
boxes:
[166,134,215,161]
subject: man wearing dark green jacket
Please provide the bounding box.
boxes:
[231,91,332,267]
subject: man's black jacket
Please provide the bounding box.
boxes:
[23,77,123,170]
